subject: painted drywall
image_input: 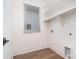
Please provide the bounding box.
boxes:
[47,10,76,59]
[12,0,49,55]
[3,0,12,59]
[61,11,76,59]
[47,17,65,57]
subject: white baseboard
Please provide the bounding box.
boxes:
[50,47,65,58]
[13,46,48,56]
[12,47,65,59]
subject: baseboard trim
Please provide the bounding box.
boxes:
[12,47,65,59]
[13,47,48,56]
[50,47,65,58]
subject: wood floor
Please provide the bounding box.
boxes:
[13,48,64,59]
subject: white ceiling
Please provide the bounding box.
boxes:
[41,0,61,8]
[41,0,75,9]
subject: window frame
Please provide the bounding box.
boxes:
[24,4,40,33]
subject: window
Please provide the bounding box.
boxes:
[24,4,40,33]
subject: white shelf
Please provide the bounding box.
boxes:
[44,6,76,22]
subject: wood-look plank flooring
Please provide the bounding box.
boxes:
[13,48,64,59]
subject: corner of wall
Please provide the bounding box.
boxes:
[50,47,65,58]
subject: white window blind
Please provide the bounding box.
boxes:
[24,4,40,33]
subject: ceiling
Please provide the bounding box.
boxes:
[41,0,61,8]
[41,0,75,10]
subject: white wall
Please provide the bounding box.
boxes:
[3,0,12,59]
[47,10,76,59]
[12,0,49,55]
[62,11,76,59]
[48,17,65,57]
